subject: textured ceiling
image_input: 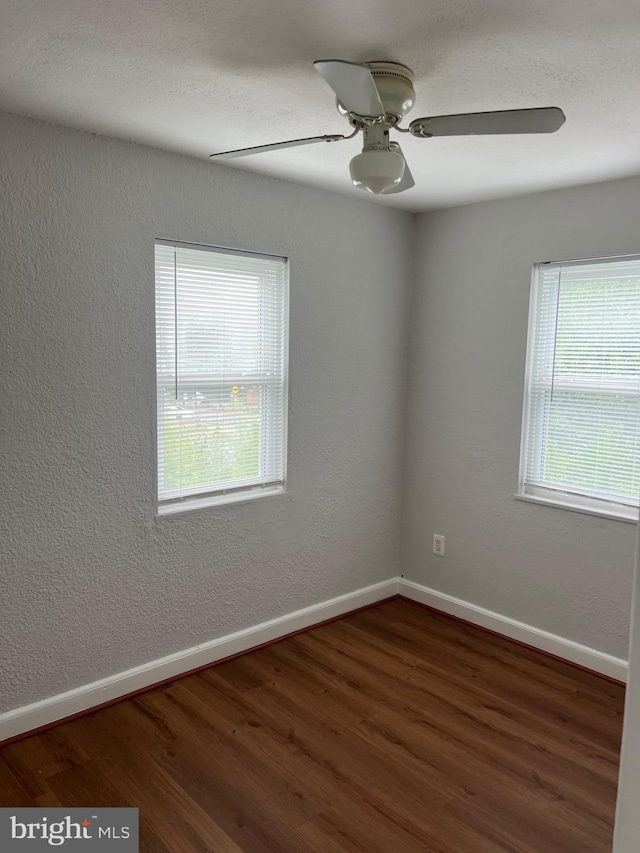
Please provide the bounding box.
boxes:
[2,0,640,211]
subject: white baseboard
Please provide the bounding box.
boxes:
[1,576,627,743]
[0,579,398,743]
[398,578,628,683]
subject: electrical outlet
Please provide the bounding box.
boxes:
[433,534,445,557]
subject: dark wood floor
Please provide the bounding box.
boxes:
[0,599,625,852]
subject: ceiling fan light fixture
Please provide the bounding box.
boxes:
[349,148,405,194]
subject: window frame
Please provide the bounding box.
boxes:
[517,254,640,524]
[154,238,290,516]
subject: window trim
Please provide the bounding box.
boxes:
[157,483,286,517]
[517,255,640,523]
[514,489,638,524]
[155,236,288,263]
[154,238,290,515]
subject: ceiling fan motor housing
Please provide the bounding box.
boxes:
[365,62,415,120]
[334,61,415,121]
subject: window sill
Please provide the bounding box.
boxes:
[157,484,285,517]
[514,492,638,524]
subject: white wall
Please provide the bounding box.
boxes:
[403,178,640,659]
[0,111,412,712]
[614,523,640,851]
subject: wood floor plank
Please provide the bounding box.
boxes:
[0,757,32,807]
[305,617,621,781]
[345,606,623,750]
[295,796,458,853]
[291,627,617,826]
[0,599,624,851]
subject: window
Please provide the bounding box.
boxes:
[519,255,640,522]
[155,240,288,514]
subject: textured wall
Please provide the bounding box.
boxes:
[0,111,412,712]
[403,178,640,659]
[614,526,640,851]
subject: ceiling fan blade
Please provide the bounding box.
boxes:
[382,144,415,194]
[409,107,565,138]
[210,134,346,160]
[314,60,385,118]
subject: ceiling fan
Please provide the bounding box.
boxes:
[210,60,565,196]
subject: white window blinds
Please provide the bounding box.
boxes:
[155,240,288,510]
[520,256,640,519]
